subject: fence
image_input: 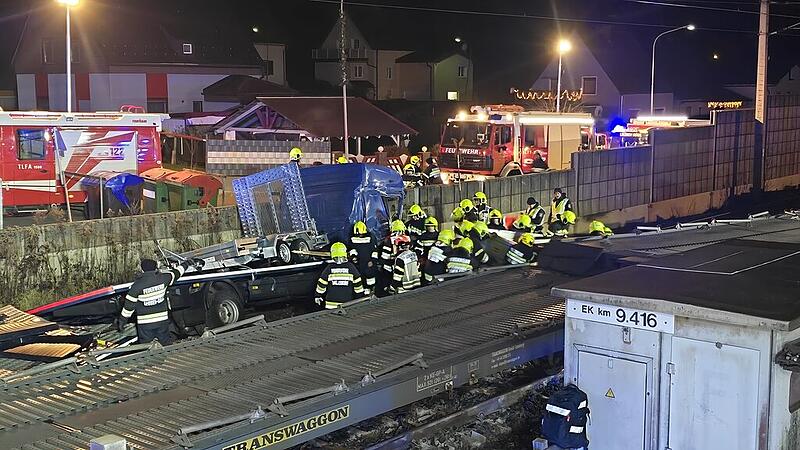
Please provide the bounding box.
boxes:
[765,95,800,181]
[206,140,331,176]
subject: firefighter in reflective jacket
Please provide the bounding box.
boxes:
[376,220,408,296]
[469,221,490,265]
[506,233,538,265]
[550,210,577,237]
[589,220,614,237]
[406,204,427,238]
[316,242,364,309]
[349,221,377,293]
[488,209,506,230]
[416,216,439,258]
[472,192,490,222]
[460,198,480,223]
[423,229,454,284]
[423,156,442,185]
[403,164,423,188]
[549,188,573,226]
[447,237,475,274]
[289,147,303,163]
[118,258,198,345]
[457,218,474,239]
[390,235,421,293]
[451,206,465,228]
[525,197,547,233]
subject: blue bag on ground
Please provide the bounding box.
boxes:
[541,384,590,449]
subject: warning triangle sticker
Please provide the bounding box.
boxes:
[605,388,615,398]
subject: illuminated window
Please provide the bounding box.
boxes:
[447,91,459,100]
[182,43,193,55]
[582,76,597,95]
[457,66,467,78]
[353,65,364,79]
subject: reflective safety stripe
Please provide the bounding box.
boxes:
[121,307,134,318]
[546,404,571,416]
[125,294,138,303]
[351,237,371,244]
[325,301,344,309]
[578,400,587,409]
[507,248,527,265]
[569,426,584,433]
[366,277,376,286]
[138,311,169,324]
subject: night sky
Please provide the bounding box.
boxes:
[0,0,798,101]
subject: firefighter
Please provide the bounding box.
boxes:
[488,209,506,230]
[469,220,490,265]
[416,216,440,257]
[457,218,474,239]
[549,188,574,226]
[506,233,538,265]
[423,156,443,185]
[390,234,421,293]
[376,219,408,296]
[472,192,491,222]
[550,210,577,237]
[403,164,423,188]
[525,197,547,233]
[405,204,427,238]
[451,206,465,228]
[511,214,533,233]
[423,228,454,284]
[315,242,364,309]
[117,257,200,345]
[349,221,377,293]
[289,147,303,163]
[589,220,614,237]
[336,155,349,164]
[460,198,480,222]
[446,237,475,274]
[410,155,422,172]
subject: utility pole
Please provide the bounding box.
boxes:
[753,0,769,195]
[339,0,350,156]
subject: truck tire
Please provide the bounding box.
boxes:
[291,239,311,263]
[276,240,292,265]
[206,284,243,328]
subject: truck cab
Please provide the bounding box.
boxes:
[439,106,595,180]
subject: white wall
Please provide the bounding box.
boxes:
[89,74,112,111]
[109,74,147,110]
[167,74,228,113]
[16,74,36,110]
[47,74,76,112]
[254,43,286,86]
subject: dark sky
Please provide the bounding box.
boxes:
[0,0,798,100]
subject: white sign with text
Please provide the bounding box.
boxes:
[567,299,674,334]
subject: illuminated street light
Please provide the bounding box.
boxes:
[650,24,695,115]
[56,0,79,112]
[555,39,572,113]
[713,53,720,60]
[252,26,259,33]
[454,37,462,43]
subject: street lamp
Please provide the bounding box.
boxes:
[56,0,79,112]
[650,24,695,115]
[454,37,462,43]
[555,39,572,113]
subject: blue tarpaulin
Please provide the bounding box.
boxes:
[300,163,404,243]
[81,172,144,208]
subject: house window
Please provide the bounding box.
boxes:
[193,101,203,113]
[457,65,467,78]
[386,67,393,80]
[42,39,54,64]
[352,38,360,49]
[582,76,597,95]
[17,129,47,160]
[264,60,275,76]
[353,65,364,79]
[182,43,193,55]
[147,101,168,113]
[447,91,459,101]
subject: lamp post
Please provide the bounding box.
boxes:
[56,0,79,113]
[555,39,571,113]
[650,24,695,115]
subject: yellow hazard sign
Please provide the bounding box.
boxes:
[605,388,615,398]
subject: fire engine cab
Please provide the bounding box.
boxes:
[439,105,595,180]
[0,110,167,210]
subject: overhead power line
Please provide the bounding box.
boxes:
[612,0,800,18]
[309,0,762,33]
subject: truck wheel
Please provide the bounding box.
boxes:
[206,284,242,328]
[506,169,522,176]
[291,239,311,263]
[276,240,292,265]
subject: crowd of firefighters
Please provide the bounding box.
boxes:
[314,187,613,309]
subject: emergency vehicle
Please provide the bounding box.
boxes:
[0,110,167,210]
[610,115,711,147]
[439,105,595,180]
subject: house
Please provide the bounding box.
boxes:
[13,2,265,113]
[254,43,288,87]
[530,33,674,120]
[312,13,473,101]
[201,75,296,111]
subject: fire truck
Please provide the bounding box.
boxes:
[438,105,595,180]
[0,110,167,210]
[610,115,712,148]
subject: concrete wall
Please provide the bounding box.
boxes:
[0,207,240,310]
[206,140,332,176]
[574,146,651,215]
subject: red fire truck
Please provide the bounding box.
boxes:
[438,105,595,180]
[0,110,167,209]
